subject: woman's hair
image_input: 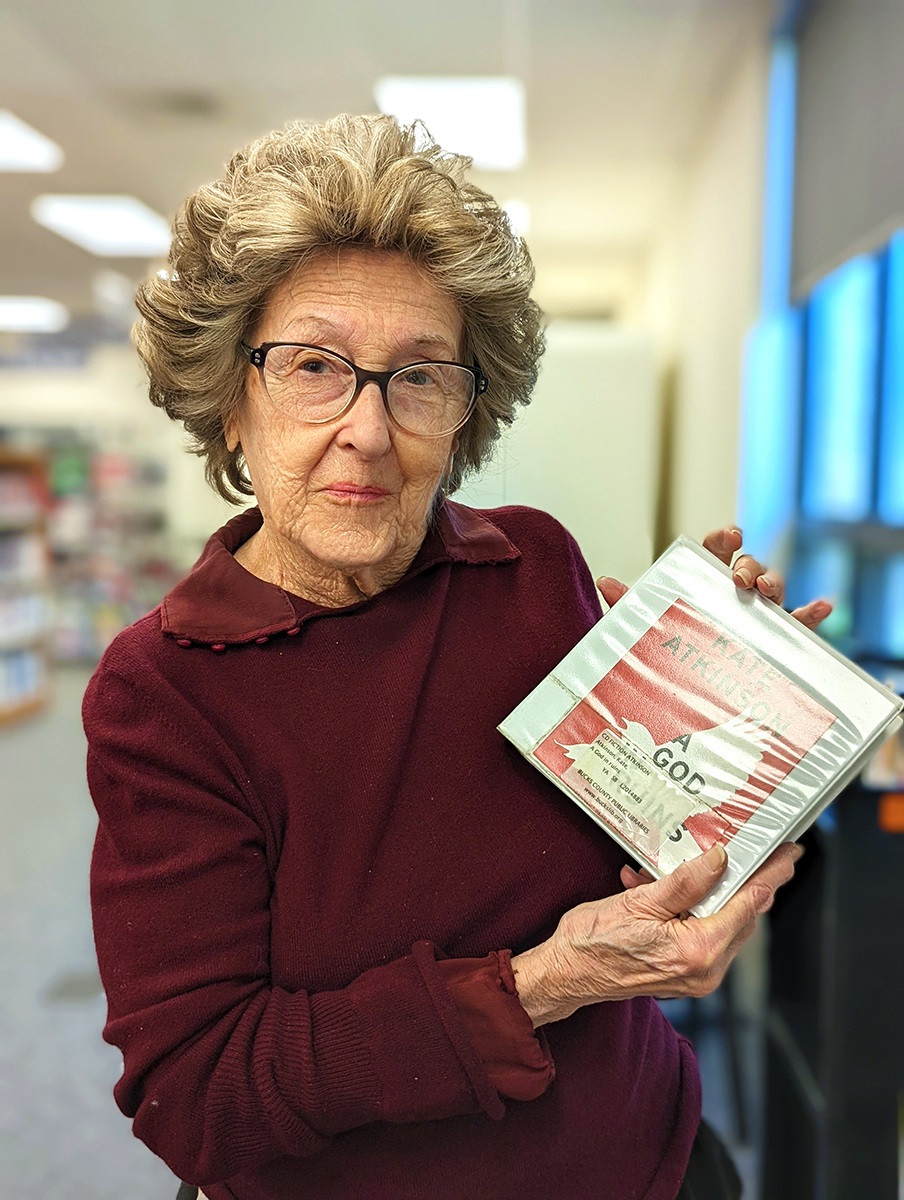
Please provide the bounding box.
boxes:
[134,113,544,501]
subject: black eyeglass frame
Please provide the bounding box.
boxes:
[239,341,488,438]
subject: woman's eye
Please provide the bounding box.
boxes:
[402,368,434,386]
[298,357,331,374]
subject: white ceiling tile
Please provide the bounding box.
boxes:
[0,0,770,319]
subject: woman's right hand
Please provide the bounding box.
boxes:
[510,841,802,1028]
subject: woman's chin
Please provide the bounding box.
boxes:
[302,505,431,572]
[306,530,402,580]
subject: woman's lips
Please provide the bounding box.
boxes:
[323,483,391,501]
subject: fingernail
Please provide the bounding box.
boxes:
[759,574,776,590]
[734,568,752,587]
[791,843,805,861]
[703,843,727,872]
[730,527,742,538]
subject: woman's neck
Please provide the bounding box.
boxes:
[232,522,420,607]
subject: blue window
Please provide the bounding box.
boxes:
[878,232,904,525]
[738,309,802,558]
[801,255,881,522]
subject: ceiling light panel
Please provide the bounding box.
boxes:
[374,77,526,171]
[0,297,70,333]
[0,110,64,172]
[31,195,172,257]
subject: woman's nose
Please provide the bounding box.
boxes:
[335,380,392,454]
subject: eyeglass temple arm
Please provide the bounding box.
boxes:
[239,342,265,368]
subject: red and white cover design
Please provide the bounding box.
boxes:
[500,537,903,916]
[534,598,835,872]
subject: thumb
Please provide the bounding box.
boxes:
[643,844,728,917]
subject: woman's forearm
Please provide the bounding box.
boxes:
[510,940,581,1029]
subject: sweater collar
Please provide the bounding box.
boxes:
[160,500,519,646]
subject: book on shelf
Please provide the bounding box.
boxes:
[499,536,904,917]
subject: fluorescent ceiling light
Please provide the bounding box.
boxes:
[374,76,526,171]
[31,194,172,257]
[0,110,64,172]
[0,297,70,333]
[501,199,530,236]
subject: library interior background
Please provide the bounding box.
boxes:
[2,2,903,1198]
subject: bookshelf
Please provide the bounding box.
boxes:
[0,448,51,724]
[0,430,181,664]
[45,441,176,662]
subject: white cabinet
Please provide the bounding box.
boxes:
[456,321,659,585]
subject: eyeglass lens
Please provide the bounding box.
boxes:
[262,346,474,435]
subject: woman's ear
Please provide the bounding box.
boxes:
[224,414,241,453]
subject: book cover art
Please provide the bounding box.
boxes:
[533,597,836,872]
[499,535,903,916]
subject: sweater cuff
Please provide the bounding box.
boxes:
[438,950,555,1102]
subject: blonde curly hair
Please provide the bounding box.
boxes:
[133,113,544,502]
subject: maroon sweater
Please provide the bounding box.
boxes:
[85,502,700,1200]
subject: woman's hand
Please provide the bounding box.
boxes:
[511,841,801,1027]
[509,526,817,1026]
[597,526,833,630]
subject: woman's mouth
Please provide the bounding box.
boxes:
[323,483,391,502]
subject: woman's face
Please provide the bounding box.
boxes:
[226,248,464,597]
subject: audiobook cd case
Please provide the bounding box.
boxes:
[500,536,903,916]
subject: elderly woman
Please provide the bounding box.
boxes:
[85,115,826,1200]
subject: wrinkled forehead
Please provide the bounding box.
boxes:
[252,247,465,362]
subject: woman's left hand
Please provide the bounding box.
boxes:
[596,525,833,631]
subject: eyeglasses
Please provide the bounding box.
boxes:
[240,342,488,438]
